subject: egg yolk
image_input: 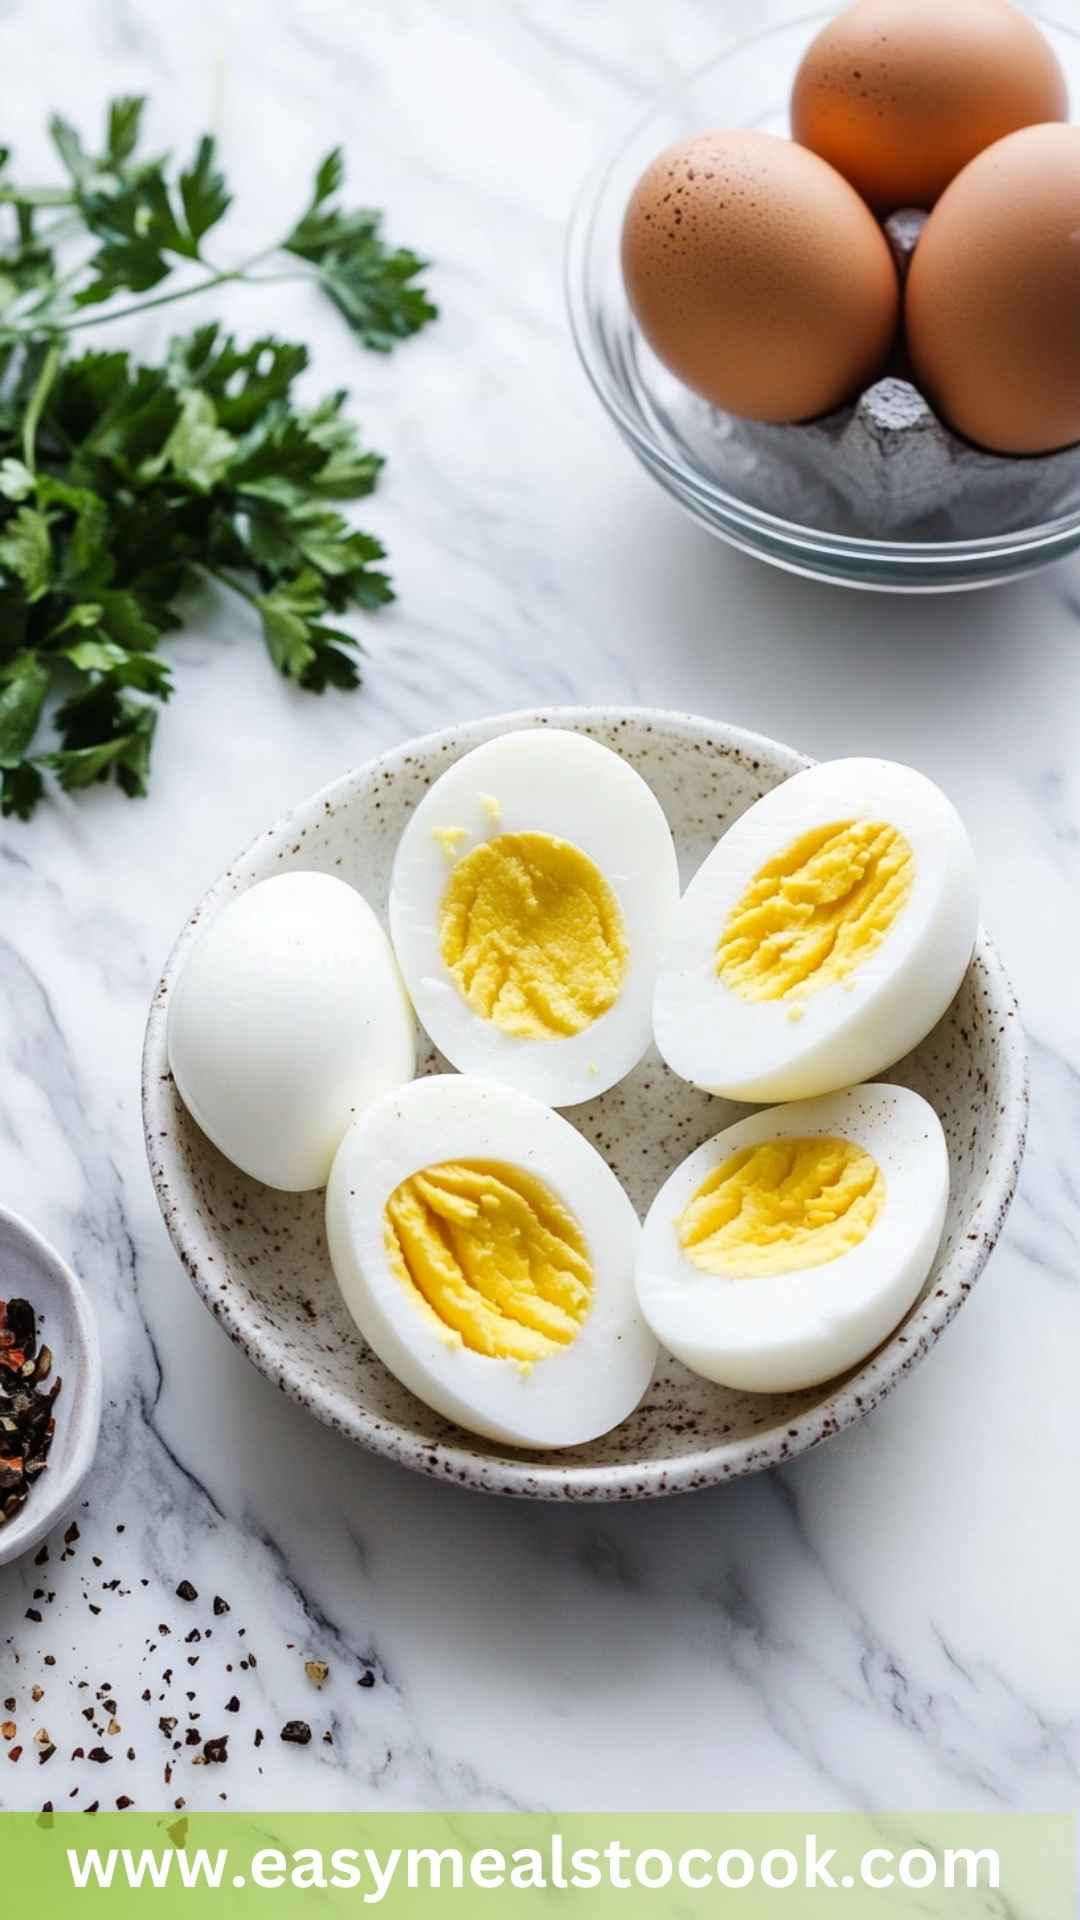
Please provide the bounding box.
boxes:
[676,1136,884,1278]
[384,1159,594,1363]
[717,819,913,1003]
[439,832,629,1040]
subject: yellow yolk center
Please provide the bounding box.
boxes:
[439,831,629,1040]
[676,1136,884,1278]
[384,1160,593,1363]
[716,819,913,1003]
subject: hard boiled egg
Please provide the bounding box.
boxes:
[389,729,679,1107]
[636,1085,948,1392]
[326,1075,656,1448]
[167,871,415,1191]
[653,759,977,1104]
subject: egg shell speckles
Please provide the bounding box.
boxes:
[621,128,899,422]
[791,0,1068,214]
[142,710,1028,1500]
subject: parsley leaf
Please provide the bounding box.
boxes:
[106,96,146,170]
[283,149,437,349]
[0,507,52,601]
[0,99,436,819]
[73,137,233,307]
[0,651,50,762]
[178,136,231,251]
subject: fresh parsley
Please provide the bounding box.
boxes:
[0,98,436,820]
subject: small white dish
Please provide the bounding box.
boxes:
[0,1207,102,1567]
[143,709,1029,1500]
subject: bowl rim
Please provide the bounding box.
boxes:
[564,7,1080,581]
[142,706,1030,1499]
[0,1205,103,1566]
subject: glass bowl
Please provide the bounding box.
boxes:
[565,8,1080,591]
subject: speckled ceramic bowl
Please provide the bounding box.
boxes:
[142,710,1028,1500]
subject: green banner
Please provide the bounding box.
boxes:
[1,1812,1072,1914]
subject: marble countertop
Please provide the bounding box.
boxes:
[2,0,1079,1816]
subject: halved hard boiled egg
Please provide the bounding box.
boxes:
[636,1084,948,1393]
[653,759,978,1103]
[326,1074,657,1448]
[389,729,680,1108]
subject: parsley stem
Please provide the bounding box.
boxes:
[20,256,95,318]
[48,267,245,333]
[201,562,258,607]
[1,240,291,340]
[0,185,75,208]
[21,342,60,472]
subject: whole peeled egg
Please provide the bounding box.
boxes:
[620,129,898,422]
[906,123,1080,455]
[791,0,1067,213]
[168,871,415,1191]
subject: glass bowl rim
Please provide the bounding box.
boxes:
[564,5,1080,574]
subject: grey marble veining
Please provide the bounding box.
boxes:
[2,0,1080,1816]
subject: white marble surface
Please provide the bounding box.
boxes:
[2,0,1079,1816]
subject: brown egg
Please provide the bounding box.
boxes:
[791,0,1067,213]
[906,124,1080,455]
[620,130,898,422]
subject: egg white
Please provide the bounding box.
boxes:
[326,1075,657,1448]
[653,758,978,1103]
[389,729,680,1107]
[168,871,415,1192]
[636,1084,949,1393]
